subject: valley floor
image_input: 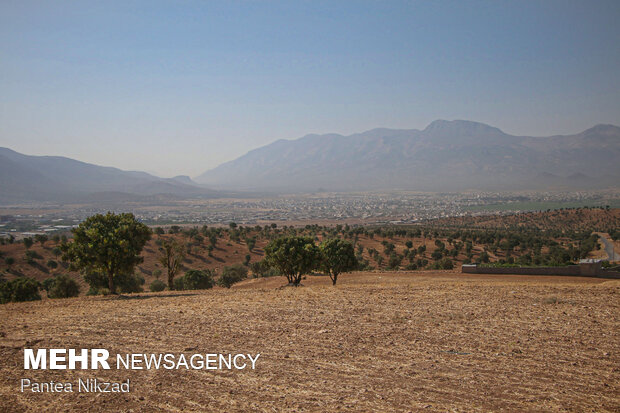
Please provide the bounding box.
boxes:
[0,271,619,412]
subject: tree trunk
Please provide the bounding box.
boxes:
[168,271,174,290]
[108,272,116,294]
[331,273,338,286]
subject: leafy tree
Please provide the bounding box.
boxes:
[5,257,15,269]
[265,236,319,285]
[154,227,165,235]
[61,212,151,294]
[183,269,215,290]
[405,240,413,249]
[431,249,443,260]
[218,264,248,288]
[52,247,62,259]
[319,238,358,285]
[46,259,58,270]
[246,237,256,252]
[208,233,218,248]
[23,237,33,249]
[25,250,39,264]
[388,253,403,270]
[158,238,185,290]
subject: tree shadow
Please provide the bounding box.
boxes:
[104,292,199,301]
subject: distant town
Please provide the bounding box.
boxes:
[1,189,618,240]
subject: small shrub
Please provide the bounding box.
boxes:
[48,275,80,299]
[250,259,280,278]
[182,269,214,290]
[42,277,56,292]
[0,277,41,304]
[119,274,145,293]
[218,264,248,288]
[174,277,185,291]
[149,279,166,292]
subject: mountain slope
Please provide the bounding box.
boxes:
[195,120,620,192]
[0,148,212,203]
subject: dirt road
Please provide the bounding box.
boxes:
[598,234,620,261]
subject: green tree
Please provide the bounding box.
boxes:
[52,247,62,259]
[246,237,256,252]
[158,238,185,290]
[265,236,319,285]
[23,237,33,249]
[61,212,151,294]
[319,238,358,286]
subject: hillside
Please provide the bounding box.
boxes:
[0,148,214,203]
[195,120,620,192]
[1,208,617,295]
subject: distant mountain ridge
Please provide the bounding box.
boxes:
[195,120,620,192]
[0,148,213,203]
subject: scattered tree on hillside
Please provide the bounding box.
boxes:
[158,238,185,290]
[35,234,48,247]
[319,238,358,285]
[265,236,319,286]
[61,212,151,294]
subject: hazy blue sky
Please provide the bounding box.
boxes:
[1,0,619,177]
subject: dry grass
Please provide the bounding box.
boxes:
[0,271,619,412]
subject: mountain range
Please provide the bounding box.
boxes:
[195,120,620,192]
[1,120,619,203]
[0,148,213,203]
